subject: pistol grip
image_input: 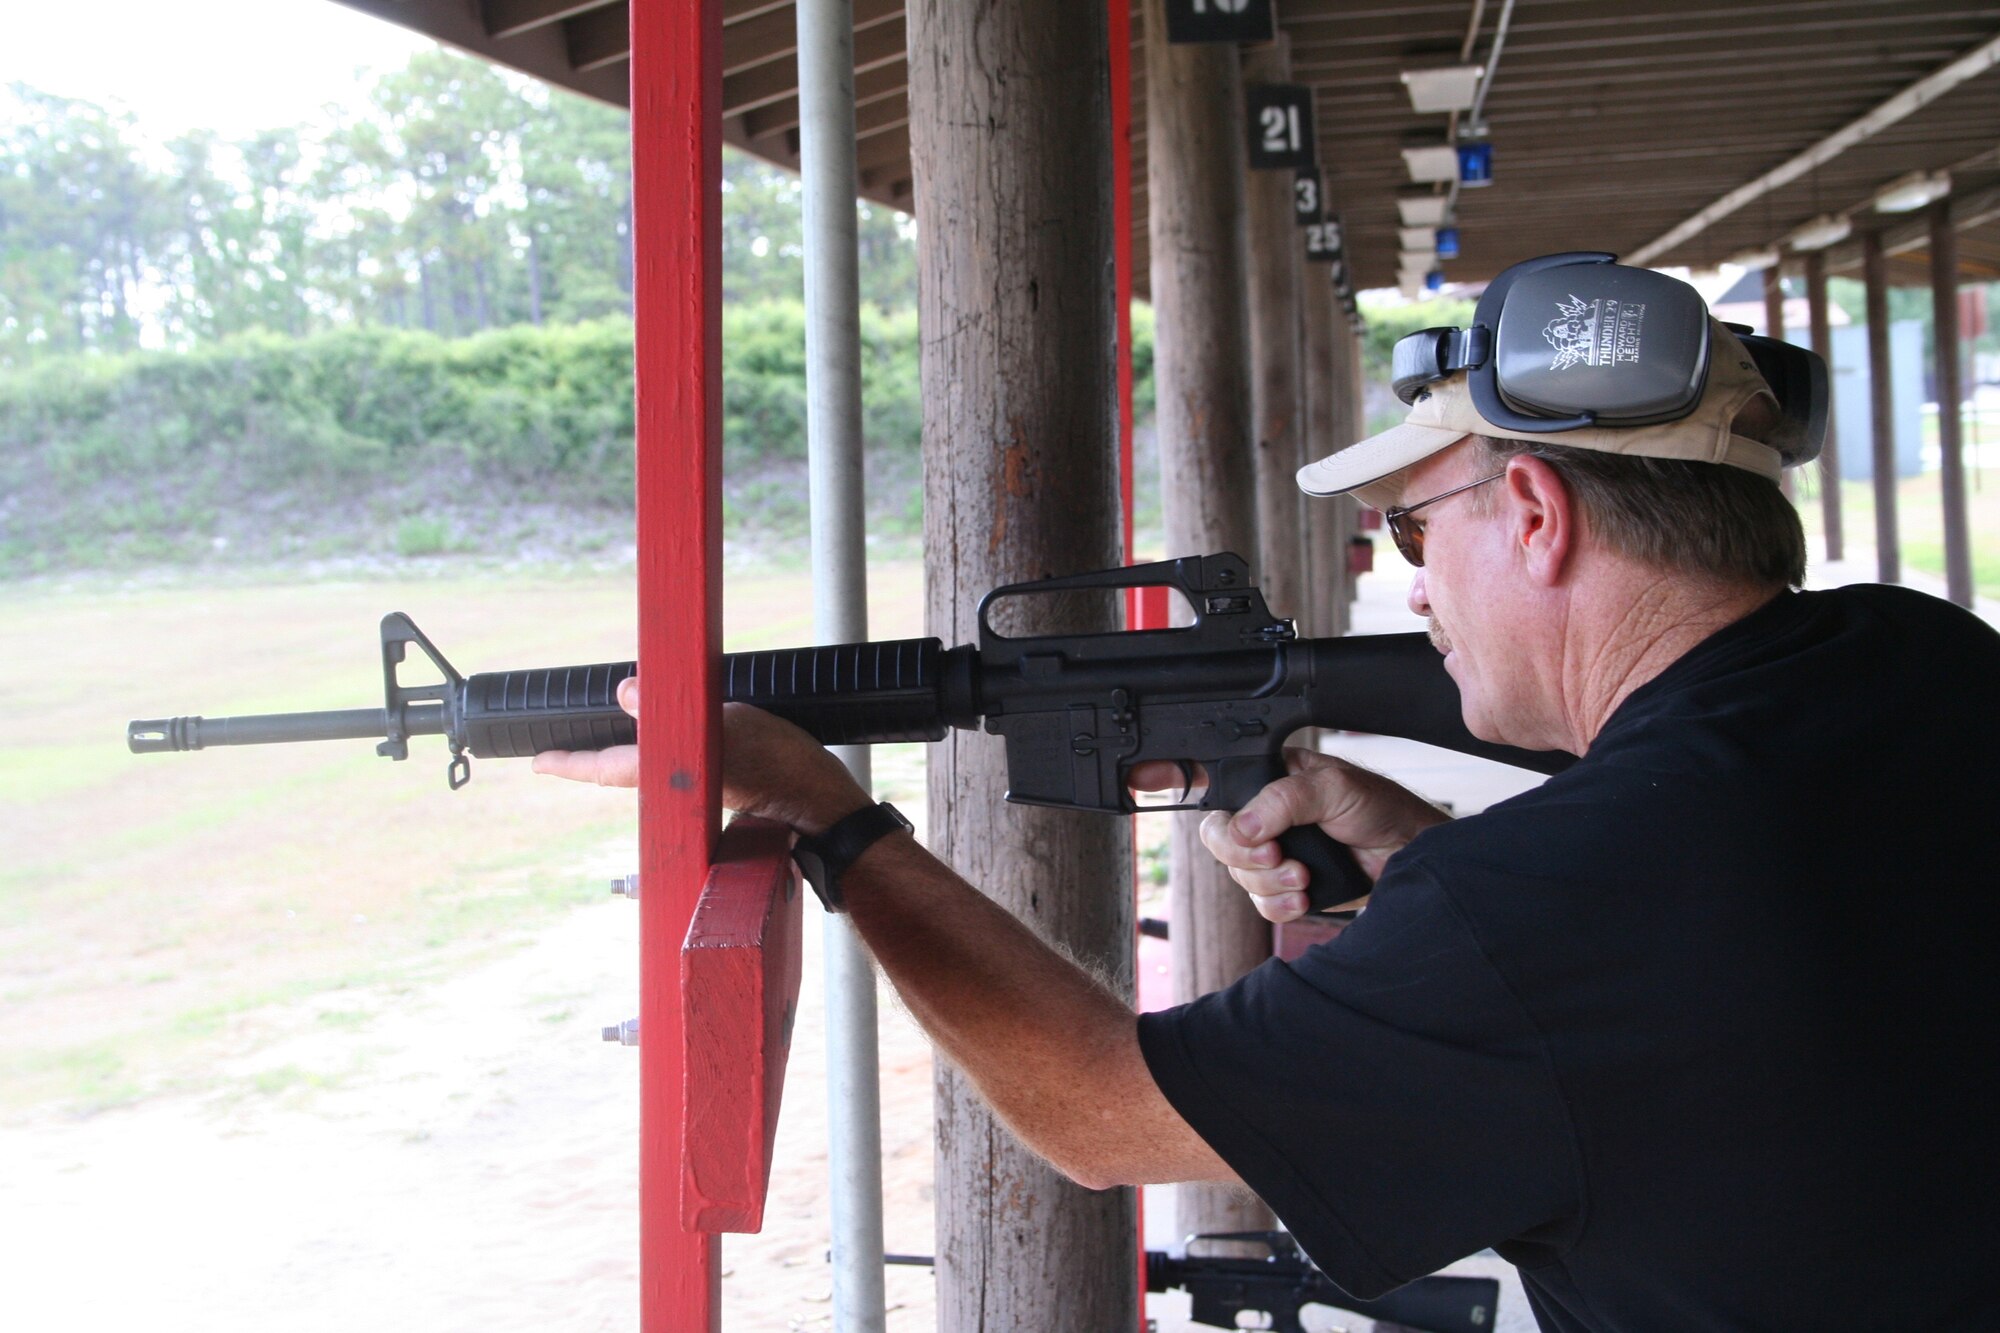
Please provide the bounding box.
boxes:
[1209,755,1370,919]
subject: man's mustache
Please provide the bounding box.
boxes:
[1428,618,1453,654]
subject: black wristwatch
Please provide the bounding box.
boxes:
[791,801,913,912]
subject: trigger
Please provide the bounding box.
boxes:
[1173,760,1196,806]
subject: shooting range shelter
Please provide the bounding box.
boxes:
[299,2,2000,1328]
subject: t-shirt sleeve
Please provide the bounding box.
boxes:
[1136,860,1581,1298]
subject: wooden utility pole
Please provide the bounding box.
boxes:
[1861,228,1901,585]
[1143,0,1275,1244]
[1929,199,1974,607]
[1764,265,1796,503]
[1804,250,1843,563]
[1241,37,1307,627]
[907,3,1137,1328]
[1302,272,1343,638]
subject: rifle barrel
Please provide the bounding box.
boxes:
[127,705,447,753]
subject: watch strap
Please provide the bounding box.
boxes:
[791,801,912,912]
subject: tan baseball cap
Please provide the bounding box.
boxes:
[1297,320,1787,511]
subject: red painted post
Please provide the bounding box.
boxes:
[1109,8,1145,1325]
[630,0,724,1328]
[1114,0,1135,577]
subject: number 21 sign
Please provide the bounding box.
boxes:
[1246,85,1315,170]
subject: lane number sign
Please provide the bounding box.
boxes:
[1305,218,1343,263]
[1293,168,1323,225]
[1164,0,1276,44]
[1246,85,1315,170]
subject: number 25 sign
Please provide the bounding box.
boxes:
[1246,85,1315,170]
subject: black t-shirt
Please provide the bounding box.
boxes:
[1139,584,2000,1331]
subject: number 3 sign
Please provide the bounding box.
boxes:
[1246,85,1315,170]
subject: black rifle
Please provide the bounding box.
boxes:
[128,552,1568,910]
[1149,1231,1501,1333]
[884,1232,1501,1333]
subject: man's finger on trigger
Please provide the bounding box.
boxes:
[1127,759,1184,792]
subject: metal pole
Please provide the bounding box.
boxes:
[1805,249,1843,563]
[1862,228,1900,584]
[1929,198,1974,607]
[798,0,888,1327]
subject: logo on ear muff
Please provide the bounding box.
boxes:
[1543,294,1600,370]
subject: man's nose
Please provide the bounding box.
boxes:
[1407,567,1431,618]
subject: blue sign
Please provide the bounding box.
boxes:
[1425,270,1444,293]
[1457,141,1494,187]
[1436,227,1460,260]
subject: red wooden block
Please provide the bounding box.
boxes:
[1273,914,1346,963]
[679,815,804,1234]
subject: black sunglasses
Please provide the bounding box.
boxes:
[1382,472,1505,567]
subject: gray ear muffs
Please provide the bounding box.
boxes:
[1388,252,1827,458]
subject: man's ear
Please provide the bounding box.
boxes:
[1502,455,1576,585]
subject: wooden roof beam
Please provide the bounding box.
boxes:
[722,0,900,76]
[567,2,630,73]
[1628,30,2000,264]
[739,61,907,140]
[722,14,905,118]
[483,0,617,41]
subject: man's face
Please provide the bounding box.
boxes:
[1397,440,1551,746]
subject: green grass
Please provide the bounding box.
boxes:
[395,514,455,557]
[1795,465,2000,600]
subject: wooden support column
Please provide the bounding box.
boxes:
[1764,265,1796,502]
[1302,273,1341,638]
[907,3,1138,1328]
[1804,250,1843,563]
[629,0,724,1328]
[1143,0,1274,1245]
[1862,228,1901,585]
[1929,199,1974,607]
[1242,37,1305,625]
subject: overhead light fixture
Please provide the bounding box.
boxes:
[1397,193,1448,227]
[1785,213,1852,251]
[1398,226,1437,252]
[1872,170,1951,213]
[1456,140,1495,188]
[1401,145,1460,184]
[1399,64,1484,114]
[1724,246,1781,271]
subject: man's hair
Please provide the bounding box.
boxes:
[1472,435,1807,589]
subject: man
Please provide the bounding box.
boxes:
[540,314,2000,1329]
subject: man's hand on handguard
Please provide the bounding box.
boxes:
[1134,748,1450,923]
[531,677,871,836]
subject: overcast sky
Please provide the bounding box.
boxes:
[5,0,437,137]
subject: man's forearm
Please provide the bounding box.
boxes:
[838,831,1234,1189]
